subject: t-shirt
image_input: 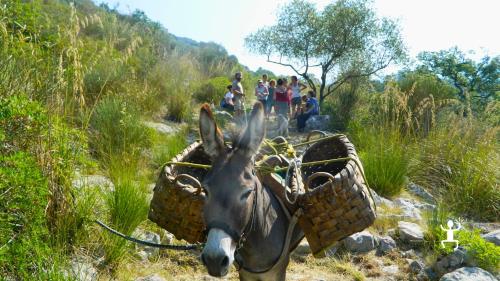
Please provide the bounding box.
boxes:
[306,98,319,115]
[275,86,289,102]
[232,79,244,102]
[291,82,302,98]
[255,85,268,100]
[224,91,233,103]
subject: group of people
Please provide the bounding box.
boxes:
[221,72,319,132]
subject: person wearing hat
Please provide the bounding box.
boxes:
[231,72,245,118]
[255,79,269,116]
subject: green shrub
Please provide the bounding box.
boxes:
[0,94,47,154]
[0,152,66,278]
[351,125,409,197]
[425,206,500,273]
[193,76,231,103]
[151,128,188,168]
[166,92,191,122]
[410,117,499,221]
[89,96,151,166]
[102,158,149,265]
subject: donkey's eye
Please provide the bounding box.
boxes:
[240,189,252,201]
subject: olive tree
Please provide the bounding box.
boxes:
[245,0,406,104]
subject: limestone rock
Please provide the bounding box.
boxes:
[135,274,166,281]
[72,175,114,192]
[409,259,425,274]
[143,121,179,135]
[407,182,436,203]
[439,267,497,281]
[481,229,500,246]
[134,231,161,260]
[382,264,399,275]
[393,198,422,221]
[434,248,470,277]
[377,235,397,254]
[398,221,424,243]
[69,260,97,281]
[342,231,377,253]
[305,115,330,132]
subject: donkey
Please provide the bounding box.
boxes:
[199,103,304,281]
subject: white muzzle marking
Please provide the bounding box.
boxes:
[202,228,237,264]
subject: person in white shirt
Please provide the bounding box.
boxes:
[222,85,234,112]
[255,79,269,116]
[290,75,307,118]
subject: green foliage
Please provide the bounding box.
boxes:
[351,126,409,197]
[245,0,406,103]
[418,47,500,103]
[323,78,363,131]
[0,95,47,154]
[0,152,65,278]
[425,206,500,273]
[151,128,188,169]
[103,157,149,265]
[89,97,151,166]
[194,76,231,103]
[410,118,500,221]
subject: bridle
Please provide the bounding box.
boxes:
[205,178,259,253]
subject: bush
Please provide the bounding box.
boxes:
[0,152,66,278]
[425,206,500,273]
[410,117,499,221]
[102,157,149,265]
[166,92,191,122]
[193,76,231,104]
[351,125,409,197]
[151,128,188,168]
[89,96,151,166]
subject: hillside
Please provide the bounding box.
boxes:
[0,0,498,280]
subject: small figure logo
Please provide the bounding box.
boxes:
[440,220,461,249]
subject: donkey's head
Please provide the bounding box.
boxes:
[199,103,265,277]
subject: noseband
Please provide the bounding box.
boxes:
[205,179,258,250]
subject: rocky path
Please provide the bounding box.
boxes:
[69,114,499,281]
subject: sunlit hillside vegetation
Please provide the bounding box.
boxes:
[0,0,498,279]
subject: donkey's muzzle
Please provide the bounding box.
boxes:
[201,252,230,277]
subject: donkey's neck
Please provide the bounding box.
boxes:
[237,181,289,272]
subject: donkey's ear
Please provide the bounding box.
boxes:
[199,104,224,158]
[236,102,265,156]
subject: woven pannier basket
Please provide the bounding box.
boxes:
[148,141,209,244]
[297,135,376,257]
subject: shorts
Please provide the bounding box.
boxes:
[275,101,289,116]
[234,98,243,110]
[258,99,267,110]
[291,97,302,106]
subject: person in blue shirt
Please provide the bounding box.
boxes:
[297,90,319,132]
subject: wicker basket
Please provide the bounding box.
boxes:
[148,141,210,244]
[297,135,376,257]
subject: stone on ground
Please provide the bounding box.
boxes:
[439,267,497,281]
[382,264,400,275]
[72,175,114,192]
[408,259,425,274]
[433,248,470,277]
[135,274,166,281]
[481,229,500,246]
[305,115,330,132]
[134,230,161,260]
[342,231,377,253]
[407,182,435,203]
[377,235,397,254]
[393,198,423,220]
[143,121,179,135]
[398,221,424,243]
[69,259,97,281]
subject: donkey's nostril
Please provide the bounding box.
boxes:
[221,256,229,268]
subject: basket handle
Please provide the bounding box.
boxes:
[306,130,328,142]
[174,174,203,195]
[305,172,337,194]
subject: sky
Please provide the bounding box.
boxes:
[99,0,500,77]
